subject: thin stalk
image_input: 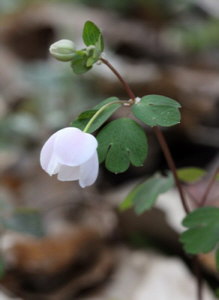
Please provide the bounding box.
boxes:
[83,100,122,133]
[193,256,203,300]
[199,166,219,207]
[100,57,135,101]
[153,127,190,213]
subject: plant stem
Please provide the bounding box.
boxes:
[100,56,203,300]
[83,100,122,133]
[199,166,219,207]
[193,256,203,300]
[153,127,190,213]
[100,58,135,101]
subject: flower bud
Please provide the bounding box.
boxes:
[49,39,75,62]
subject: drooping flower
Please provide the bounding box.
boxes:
[40,127,99,188]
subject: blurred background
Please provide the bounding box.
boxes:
[0,0,219,299]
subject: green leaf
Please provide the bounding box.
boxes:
[86,47,101,67]
[180,207,219,254]
[71,97,121,133]
[120,173,174,214]
[70,110,97,131]
[94,97,119,110]
[83,21,104,51]
[71,53,91,74]
[86,55,97,67]
[71,111,95,131]
[177,167,206,183]
[97,118,148,173]
[96,34,104,52]
[76,110,97,120]
[132,95,181,127]
[3,208,44,237]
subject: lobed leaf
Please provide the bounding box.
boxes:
[97,118,148,173]
[180,207,219,254]
[132,95,181,127]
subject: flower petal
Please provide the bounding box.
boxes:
[79,151,99,188]
[57,165,80,181]
[40,132,60,175]
[54,127,98,166]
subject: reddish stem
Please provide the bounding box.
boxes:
[100,57,202,300]
[193,256,203,300]
[100,58,135,101]
[153,127,190,213]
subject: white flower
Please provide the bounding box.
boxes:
[40,127,99,188]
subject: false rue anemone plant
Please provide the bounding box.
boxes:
[40,127,99,188]
[39,20,219,300]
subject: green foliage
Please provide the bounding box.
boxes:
[75,109,97,120]
[177,167,206,183]
[132,95,181,127]
[71,21,104,74]
[120,173,174,214]
[71,109,97,130]
[86,45,102,66]
[71,52,92,74]
[86,51,98,67]
[83,21,104,51]
[180,207,219,254]
[97,118,148,173]
[71,97,121,133]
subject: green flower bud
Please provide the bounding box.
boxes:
[49,39,75,62]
